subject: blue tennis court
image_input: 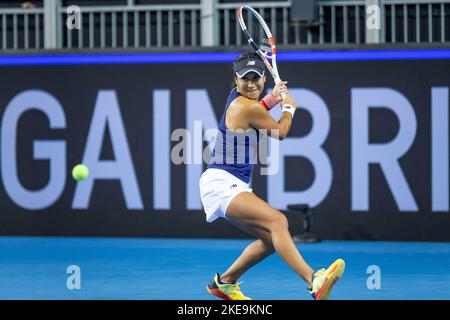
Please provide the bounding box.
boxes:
[1,237,449,300]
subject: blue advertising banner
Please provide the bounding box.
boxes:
[0,49,449,241]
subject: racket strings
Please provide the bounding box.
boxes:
[243,9,271,56]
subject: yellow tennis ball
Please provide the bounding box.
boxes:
[72,164,89,181]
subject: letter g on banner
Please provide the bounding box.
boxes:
[1,90,66,210]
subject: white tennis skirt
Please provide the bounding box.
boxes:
[199,168,253,222]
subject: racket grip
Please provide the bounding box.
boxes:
[274,77,286,100]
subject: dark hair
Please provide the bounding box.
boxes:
[230,52,263,90]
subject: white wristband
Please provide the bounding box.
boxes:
[281,104,296,118]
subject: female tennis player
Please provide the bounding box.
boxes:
[199,52,345,300]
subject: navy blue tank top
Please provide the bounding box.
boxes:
[207,89,259,184]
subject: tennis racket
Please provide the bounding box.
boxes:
[237,5,285,98]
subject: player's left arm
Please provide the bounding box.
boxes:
[260,81,288,111]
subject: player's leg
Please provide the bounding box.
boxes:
[225,191,314,286]
[220,227,274,283]
[206,220,274,300]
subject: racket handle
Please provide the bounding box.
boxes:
[274,77,286,100]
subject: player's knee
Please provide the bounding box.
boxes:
[269,213,289,232]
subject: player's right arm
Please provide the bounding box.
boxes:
[246,93,297,140]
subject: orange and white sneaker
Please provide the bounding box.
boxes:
[206,273,252,300]
[308,259,345,300]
